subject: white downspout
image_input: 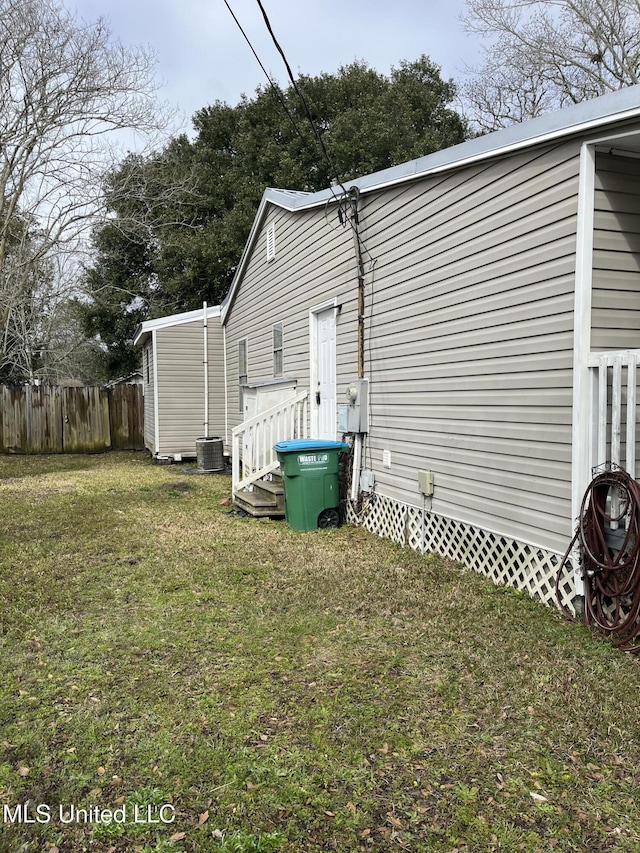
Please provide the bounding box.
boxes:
[350,433,363,501]
[571,142,596,601]
[203,301,209,436]
[152,332,160,455]
[223,323,229,447]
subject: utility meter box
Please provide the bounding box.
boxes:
[337,404,349,433]
[345,378,369,433]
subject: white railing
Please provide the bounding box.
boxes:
[588,350,640,477]
[232,389,309,495]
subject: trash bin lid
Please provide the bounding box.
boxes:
[274,439,349,452]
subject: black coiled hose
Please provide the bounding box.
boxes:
[557,467,640,652]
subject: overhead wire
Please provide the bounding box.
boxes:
[253,0,377,272]
[221,0,314,157]
[224,0,377,458]
[235,1,373,250]
[253,0,349,199]
[224,1,375,261]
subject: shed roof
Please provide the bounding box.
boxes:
[134,304,221,347]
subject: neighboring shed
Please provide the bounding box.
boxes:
[105,370,143,388]
[221,86,640,611]
[134,305,225,461]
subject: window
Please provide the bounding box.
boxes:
[266,222,276,262]
[273,322,283,377]
[238,339,247,413]
[145,347,150,384]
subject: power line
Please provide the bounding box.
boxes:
[250,0,376,267]
[253,0,349,198]
[223,0,374,263]
[225,0,377,384]
[221,0,310,154]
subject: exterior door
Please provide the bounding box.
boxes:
[316,306,337,440]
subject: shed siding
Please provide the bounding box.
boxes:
[360,141,581,554]
[155,316,225,456]
[143,341,155,452]
[591,152,640,350]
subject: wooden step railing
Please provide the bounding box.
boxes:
[232,389,309,495]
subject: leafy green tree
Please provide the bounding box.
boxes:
[82,56,468,377]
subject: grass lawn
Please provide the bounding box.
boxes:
[0,451,639,853]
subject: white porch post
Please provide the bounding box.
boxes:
[570,142,596,599]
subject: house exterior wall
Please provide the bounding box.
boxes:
[591,151,640,350]
[360,141,582,555]
[225,140,583,556]
[224,203,357,431]
[154,316,225,456]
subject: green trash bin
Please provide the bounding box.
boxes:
[274,439,350,531]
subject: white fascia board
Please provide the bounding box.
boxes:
[220,193,272,325]
[133,304,221,346]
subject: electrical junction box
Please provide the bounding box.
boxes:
[360,468,375,493]
[345,378,369,433]
[337,404,349,433]
[418,469,434,496]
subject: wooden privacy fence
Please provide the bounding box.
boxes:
[0,384,144,454]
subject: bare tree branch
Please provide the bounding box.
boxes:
[461,0,640,130]
[0,0,175,382]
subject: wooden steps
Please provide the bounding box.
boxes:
[233,473,285,518]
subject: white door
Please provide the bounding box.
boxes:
[316,306,337,440]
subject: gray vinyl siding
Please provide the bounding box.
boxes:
[591,152,640,350]
[225,140,583,554]
[155,317,225,456]
[224,204,356,431]
[361,141,582,554]
[143,342,155,452]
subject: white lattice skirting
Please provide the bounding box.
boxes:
[346,493,575,614]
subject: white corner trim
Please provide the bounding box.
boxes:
[570,142,596,595]
[152,331,160,455]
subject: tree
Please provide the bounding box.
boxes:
[82,56,468,376]
[461,0,640,131]
[78,143,208,379]
[0,0,169,383]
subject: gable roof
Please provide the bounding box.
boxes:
[221,84,640,323]
[134,304,221,347]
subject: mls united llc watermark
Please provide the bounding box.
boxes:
[3,802,176,825]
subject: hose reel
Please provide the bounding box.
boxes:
[557,465,640,652]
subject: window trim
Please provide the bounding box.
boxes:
[272,322,283,378]
[238,338,248,413]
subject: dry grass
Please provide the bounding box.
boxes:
[0,452,639,853]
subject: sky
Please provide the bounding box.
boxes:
[70,0,480,135]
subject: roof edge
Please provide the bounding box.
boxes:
[220,85,640,325]
[266,85,640,212]
[133,304,221,346]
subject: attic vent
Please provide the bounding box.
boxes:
[266,223,276,262]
